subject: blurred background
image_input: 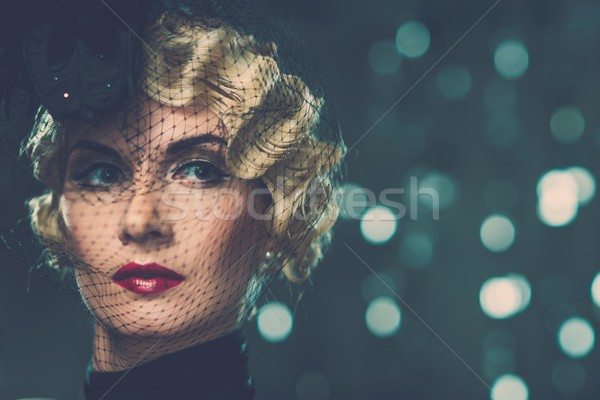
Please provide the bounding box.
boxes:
[2,0,600,398]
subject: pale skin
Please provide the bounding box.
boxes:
[58,98,274,372]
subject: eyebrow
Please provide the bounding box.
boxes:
[69,134,227,160]
[69,140,123,161]
[166,134,227,155]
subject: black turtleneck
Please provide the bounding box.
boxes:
[83,330,255,400]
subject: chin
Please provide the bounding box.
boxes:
[78,275,246,338]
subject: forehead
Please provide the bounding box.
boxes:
[65,99,228,150]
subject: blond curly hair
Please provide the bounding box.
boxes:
[23,13,346,284]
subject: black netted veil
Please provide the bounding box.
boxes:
[0,0,345,388]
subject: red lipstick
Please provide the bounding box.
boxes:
[112,262,185,294]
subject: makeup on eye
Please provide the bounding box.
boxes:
[170,158,230,184]
[65,144,129,189]
[65,137,230,188]
[67,155,229,188]
[69,162,125,188]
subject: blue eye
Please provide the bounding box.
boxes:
[72,163,123,187]
[172,159,224,183]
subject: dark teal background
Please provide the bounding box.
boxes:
[2,0,600,398]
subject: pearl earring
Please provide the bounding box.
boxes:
[264,251,283,260]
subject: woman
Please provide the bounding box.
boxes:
[3,0,345,398]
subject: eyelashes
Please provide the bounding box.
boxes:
[69,162,125,189]
[67,158,230,190]
[171,158,229,184]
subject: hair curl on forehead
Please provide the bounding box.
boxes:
[23,12,346,284]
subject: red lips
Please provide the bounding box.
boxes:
[112,262,185,294]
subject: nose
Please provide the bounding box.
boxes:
[118,189,173,246]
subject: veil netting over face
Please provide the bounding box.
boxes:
[0,0,346,375]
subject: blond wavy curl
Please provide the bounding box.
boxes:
[23,13,346,284]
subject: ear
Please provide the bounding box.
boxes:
[282,235,313,284]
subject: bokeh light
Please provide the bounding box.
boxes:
[296,371,331,400]
[257,301,293,343]
[536,170,579,227]
[480,275,530,319]
[558,317,595,358]
[360,206,398,245]
[419,172,457,210]
[493,40,529,80]
[567,166,596,205]
[338,183,375,220]
[506,273,531,312]
[550,106,585,144]
[398,231,433,268]
[365,296,402,338]
[480,214,516,252]
[591,272,600,308]
[480,277,520,319]
[368,39,402,75]
[436,65,472,100]
[395,21,430,58]
[490,374,529,400]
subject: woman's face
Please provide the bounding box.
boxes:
[59,99,273,342]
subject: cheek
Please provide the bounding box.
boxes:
[182,192,254,253]
[58,181,270,274]
[184,187,269,272]
[176,181,269,230]
[59,195,84,244]
[58,195,125,255]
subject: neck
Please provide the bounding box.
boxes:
[91,323,233,372]
[84,324,255,400]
